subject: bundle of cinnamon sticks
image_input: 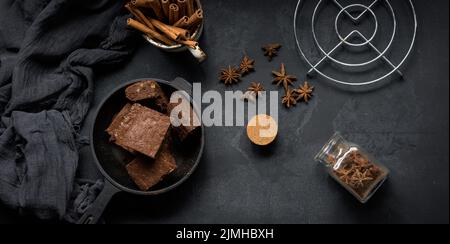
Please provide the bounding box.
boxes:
[126,0,203,49]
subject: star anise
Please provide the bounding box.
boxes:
[219,66,241,85]
[239,55,255,75]
[337,168,354,184]
[262,43,281,61]
[282,88,297,108]
[295,81,314,103]
[369,166,381,177]
[272,63,297,91]
[350,169,374,189]
[327,155,337,165]
[242,82,265,102]
[336,163,358,184]
[247,82,265,98]
[353,152,370,166]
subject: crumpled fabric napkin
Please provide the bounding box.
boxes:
[0,0,135,222]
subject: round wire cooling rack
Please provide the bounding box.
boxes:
[293,0,418,87]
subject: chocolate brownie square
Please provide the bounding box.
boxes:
[106,103,132,139]
[125,80,169,112]
[168,100,200,141]
[126,140,177,191]
[106,103,171,159]
[125,80,200,141]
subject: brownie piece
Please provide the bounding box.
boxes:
[125,80,169,112]
[126,140,177,191]
[168,101,200,141]
[125,80,200,141]
[106,103,132,139]
[106,104,137,153]
[106,103,171,159]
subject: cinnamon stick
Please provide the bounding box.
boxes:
[174,16,189,28]
[125,3,155,30]
[170,25,191,40]
[178,39,198,49]
[186,9,203,30]
[149,18,190,41]
[186,0,195,16]
[132,0,164,20]
[127,18,175,46]
[161,0,171,19]
[177,0,187,17]
[169,3,180,25]
[150,19,194,48]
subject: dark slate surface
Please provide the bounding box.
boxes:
[1,0,448,224]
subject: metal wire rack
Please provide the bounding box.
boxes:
[293,0,417,87]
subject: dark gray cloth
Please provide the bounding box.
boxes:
[0,0,135,221]
[64,179,104,223]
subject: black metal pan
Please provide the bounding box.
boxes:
[78,77,204,224]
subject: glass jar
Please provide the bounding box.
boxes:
[315,132,390,203]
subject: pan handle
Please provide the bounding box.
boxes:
[171,77,193,97]
[77,180,120,224]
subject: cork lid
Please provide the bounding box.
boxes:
[247,114,278,146]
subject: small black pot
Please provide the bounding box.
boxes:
[78,77,204,224]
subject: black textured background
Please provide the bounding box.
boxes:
[1,0,448,224]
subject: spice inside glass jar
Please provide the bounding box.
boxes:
[315,132,390,203]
